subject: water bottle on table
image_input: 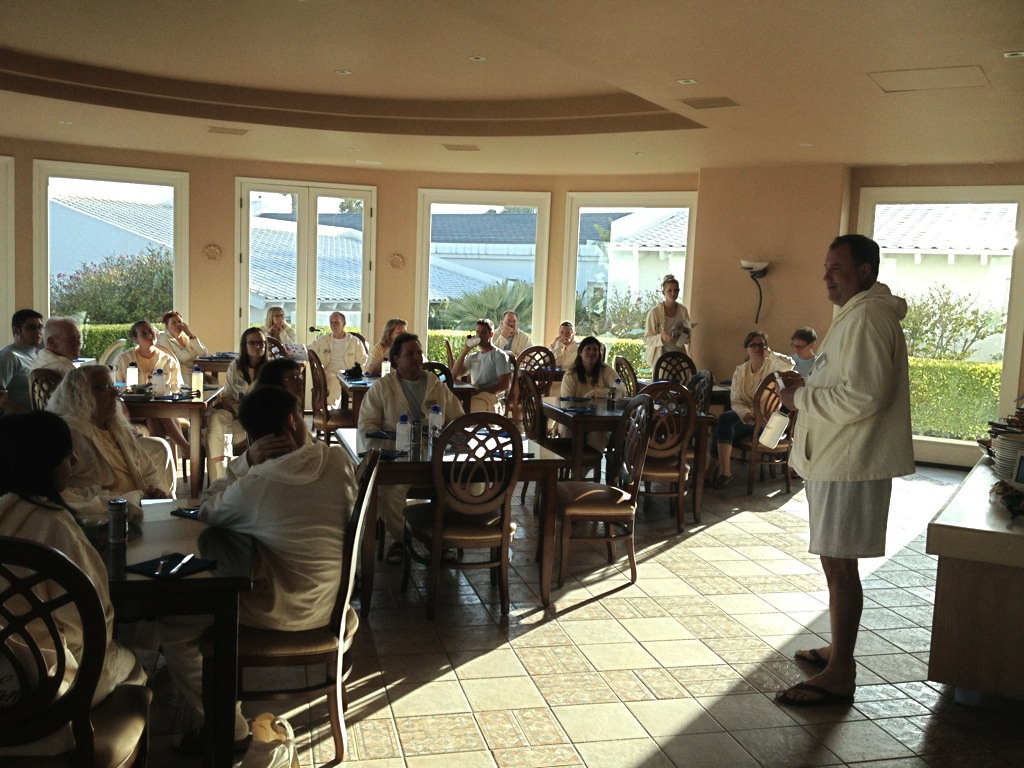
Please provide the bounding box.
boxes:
[396,414,412,453]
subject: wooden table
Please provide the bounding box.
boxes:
[124,386,222,497]
[195,355,236,384]
[336,428,567,610]
[107,500,253,768]
[541,396,713,524]
[339,375,478,424]
[926,458,1024,702]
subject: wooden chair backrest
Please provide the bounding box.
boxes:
[350,332,370,356]
[614,356,639,398]
[330,449,380,633]
[653,351,697,384]
[30,367,64,410]
[432,413,522,519]
[306,348,330,418]
[607,393,655,502]
[265,336,287,360]
[97,338,127,367]
[637,381,698,461]
[686,369,715,414]
[423,360,455,390]
[515,345,556,396]
[516,367,546,442]
[752,370,802,432]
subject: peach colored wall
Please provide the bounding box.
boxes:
[689,165,849,381]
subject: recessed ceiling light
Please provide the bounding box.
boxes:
[676,78,697,85]
[469,55,486,62]
[335,69,352,75]
[1005,51,1024,59]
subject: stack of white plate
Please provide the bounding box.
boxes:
[992,432,1024,479]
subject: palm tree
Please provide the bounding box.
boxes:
[432,279,534,331]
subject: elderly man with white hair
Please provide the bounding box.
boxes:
[32,316,82,377]
[307,311,368,406]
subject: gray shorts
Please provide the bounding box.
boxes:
[806,478,893,558]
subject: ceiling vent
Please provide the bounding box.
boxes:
[207,126,249,135]
[679,97,740,109]
[443,143,481,152]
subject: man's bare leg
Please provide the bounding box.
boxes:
[783,555,860,701]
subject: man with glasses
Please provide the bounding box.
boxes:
[0,309,44,413]
[789,327,818,378]
[777,234,913,707]
[32,316,82,378]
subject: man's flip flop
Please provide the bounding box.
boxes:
[775,682,854,707]
[794,648,828,669]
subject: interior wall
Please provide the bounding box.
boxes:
[689,164,849,381]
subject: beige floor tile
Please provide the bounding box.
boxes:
[574,738,675,768]
[803,719,915,762]
[707,593,777,614]
[395,713,486,756]
[477,707,569,749]
[450,648,528,679]
[695,692,800,730]
[406,751,498,768]
[346,718,404,761]
[379,652,456,684]
[491,744,583,768]
[655,731,760,768]
[576,641,662,671]
[708,559,774,577]
[730,725,841,767]
[533,672,619,706]
[551,702,649,743]
[641,638,724,667]
[515,645,596,675]
[626,697,723,736]
[439,624,512,652]
[558,619,635,645]
[732,611,812,636]
[619,617,694,642]
[637,578,701,597]
[462,677,547,711]
[388,680,471,717]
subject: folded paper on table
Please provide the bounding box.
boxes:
[127,553,215,578]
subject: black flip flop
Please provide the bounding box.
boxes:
[775,682,854,707]
[794,648,828,669]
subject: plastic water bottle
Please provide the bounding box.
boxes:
[191,365,203,395]
[428,404,443,442]
[152,368,167,397]
[614,377,624,400]
[396,414,412,453]
[107,498,128,579]
[126,362,139,387]
[381,359,391,376]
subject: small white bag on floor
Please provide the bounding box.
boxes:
[239,713,298,768]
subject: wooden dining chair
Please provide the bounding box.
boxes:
[0,537,152,768]
[401,413,522,618]
[614,355,639,398]
[30,367,64,410]
[265,335,287,360]
[508,345,555,426]
[443,337,456,369]
[307,349,352,443]
[686,369,715,415]
[201,449,380,765]
[734,370,802,494]
[653,350,697,384]
[555,393,655,587]
[350,331,370,356]
[637,381,698,531]
[423,360,455,390]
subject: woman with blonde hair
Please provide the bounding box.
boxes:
[643,274,692,369]
[262,306,297,345]
[47,365,175,509]
[365,318,408,375]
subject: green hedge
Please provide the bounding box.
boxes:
[81,324,135,359]
[908,357,999,440]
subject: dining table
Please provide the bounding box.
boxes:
[336,427,568,612]
[123,385,223,497]
[541,396,714,524]
[105,499,254,768]
[194,354,237,382]
[339,374,478,424]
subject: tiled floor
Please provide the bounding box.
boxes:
[147,464,1024,767]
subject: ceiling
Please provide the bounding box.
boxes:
[1,0,1022,176]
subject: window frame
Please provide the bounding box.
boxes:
[562,191,698,328]
[858,185,1024,467]
[32,160,190,317]
[415,188,551,341]
[235,178,377,342]
[1,156,13,334]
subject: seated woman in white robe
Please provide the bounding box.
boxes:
[47,364,174,513]
[0,410,146,757]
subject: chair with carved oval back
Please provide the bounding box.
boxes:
[614,356,639,398]
[653,351,697,384]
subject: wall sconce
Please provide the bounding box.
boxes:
[740,260,770,322]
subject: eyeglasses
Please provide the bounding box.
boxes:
[791,342,808,350]
[20,323,43,330]
[246,340,267,347]
[747,342,767,349]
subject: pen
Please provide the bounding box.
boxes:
[168,553,194,575]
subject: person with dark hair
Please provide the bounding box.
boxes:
[0,308,44,413]
[48,365,174,509]
[790,326,818,378]
[643,274,691,368]
[205,327,269,482]
[0,411,145,756]
[157,310,209,369]
[558,335,617,450]
[549,321,579,368]
[113,320,189,455]
[307,311,367,406]
[776,234,913,707]
[32,316,82,378]
[358,332,464,561]
[705,330,794,489]
[451,318,513,412]
[156,383,358,753]
[256,356,305,400]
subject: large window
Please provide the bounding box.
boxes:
[238,180,375,344]
[859,186,1024,466]
[416,190,551,342]
[563,192,697,370]
[33,161,188,355]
